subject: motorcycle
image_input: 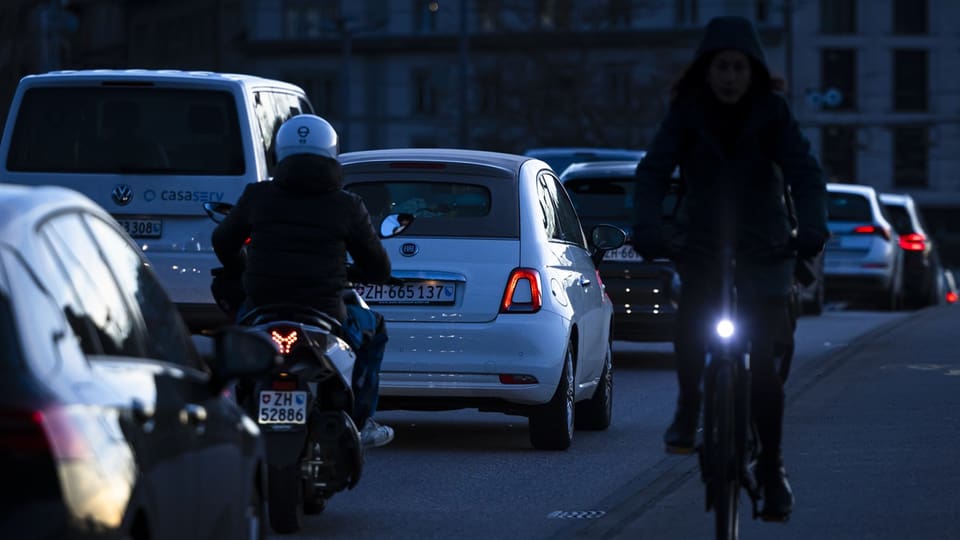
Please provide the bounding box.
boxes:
[203,201,411,534]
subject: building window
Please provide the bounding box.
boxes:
[821,49,856,110]
[412,69,437,116]
[756,0,769,23]
[537,0,572,30]
[283,0,340,39]
[609,0,631,28]
[893,126,928,188]
[478,0,501,32]
[414,0,439,33]
[820,0,855,34]
[477,71,501,114]
[675,0,699,25]
[821,125,857,183]
[606,65,632,109]
[893,0,926,34]
[893,50,928,111]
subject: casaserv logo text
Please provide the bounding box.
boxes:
[155,190,225,202]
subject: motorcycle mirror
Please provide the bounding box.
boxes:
[203,201,234,224]
[379,213,416,238]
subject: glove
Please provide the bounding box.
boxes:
[630,225,668,260]
[795,229,826,259]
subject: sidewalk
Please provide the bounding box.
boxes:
[562,305,960,539]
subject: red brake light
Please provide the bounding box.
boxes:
[270,327,299,354]
[500,268,542,313]
[852,225,890,241]
[897,233,926,251]
[947,291,958,304]
[244,236,252,245]
[1,407,94,460]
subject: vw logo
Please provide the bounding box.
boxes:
[111,184,134,206]
[400,243,419,257]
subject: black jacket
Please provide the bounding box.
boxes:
[212,154,392,322]
[634,17,828,296]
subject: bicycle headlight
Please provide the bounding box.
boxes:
[715,319,735,339]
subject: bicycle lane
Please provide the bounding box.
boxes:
[552,306,960,540]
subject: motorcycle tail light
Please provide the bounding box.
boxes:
[269,326,299,355]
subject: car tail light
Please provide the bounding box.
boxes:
[947,291,958,304]
[1,407,92,460]
[269,326,299,355]
[897,233,926,251]
[852,225,891,241]
[500,268,542,313]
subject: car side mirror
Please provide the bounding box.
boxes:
[208,326,281,392]
[203,201,234,224]
[379,213,416,238]
[589,224,626,266]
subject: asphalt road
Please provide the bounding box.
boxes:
[270,308,922,540]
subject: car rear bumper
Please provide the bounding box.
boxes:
[377,311,572,407]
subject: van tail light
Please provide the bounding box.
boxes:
[852,225,891,242]
[897,233,926,251]
[1,407,93,460]
[947,291,958,304]
[500,268,542,313]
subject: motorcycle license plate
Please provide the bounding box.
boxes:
[257,391,308,424]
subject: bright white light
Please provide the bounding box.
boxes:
[716,319,735,339]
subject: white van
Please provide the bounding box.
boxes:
[0,69,315,331]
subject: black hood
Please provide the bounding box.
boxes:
[693,16,768,69]
[272,154,343,194]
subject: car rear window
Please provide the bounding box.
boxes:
[828,192,873,222]
[563,177,677,221]
[882,204,914,234]
[7,86,244,175]
[347,180,517,238]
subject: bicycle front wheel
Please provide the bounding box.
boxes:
[705,361,740,540]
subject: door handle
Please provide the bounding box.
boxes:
[578,276,592,288]
[131,398,156,433]
[179,404,208,426]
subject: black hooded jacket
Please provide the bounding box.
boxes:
[212,153,392,322]
[634,16,828,295]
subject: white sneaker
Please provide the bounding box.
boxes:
[360,418,394,448]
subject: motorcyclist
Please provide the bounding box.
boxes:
[211,113,396,448]
[631,16,828,519]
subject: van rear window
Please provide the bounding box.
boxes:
[828,192,872,222]
[7,87,245,175]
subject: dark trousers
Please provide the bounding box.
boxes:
[674,266,791,460]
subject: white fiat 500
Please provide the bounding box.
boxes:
[341,149,625,450]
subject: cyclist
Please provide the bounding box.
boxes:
[211,114,396,448]
[631,16,828,519]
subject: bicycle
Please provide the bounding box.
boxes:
[696,244,763,540]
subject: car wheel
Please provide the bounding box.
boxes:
[575,341,613,431]
[529,343,575,450]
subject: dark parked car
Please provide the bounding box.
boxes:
[879,193,944,308]
[0,185,279,539]
[561,161,680,342]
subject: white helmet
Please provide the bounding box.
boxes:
[274,114,339,162]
